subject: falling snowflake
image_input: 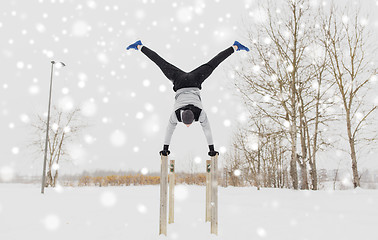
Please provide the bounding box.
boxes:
[263,95,271,102]
[223,119,231,127]
[84,134,95,144]
[11,147,19,155]
[374,96,378,106]
[87,0,97,9]
[110,130,127,147]
[67,144,86,164]
[249,8,268,24]
[52,123,59,132]
[61,87,69,94]
[135,112,144,119]
[176,7,193,23]
[142,79,151,87]
[72,20,91,37]
[219,146,227,154]
[141,168,149,175]
[20,114,30,123]
[16,61,25,69]
[342,15,349,24]
[264,37,272,45]
[35,23,46,33]
[52,163,59,171]
[159,84,167,92]
[58,96,75,112]
[81,99,97,117]
[370,75,377,83]
[144,103,154,112]
[135,9,146,20]
[97,53,109,64]
[256,227,267,238]
[137,204,148,214]
[247,134,259,151]
[64,126,71,133]
[253,65,261,74]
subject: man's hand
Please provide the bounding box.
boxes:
[159,144,170,156]
[208,150,219,157]
[208,144,218,157]
[159,150,170,156]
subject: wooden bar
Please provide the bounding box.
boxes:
[169,160,175,224]
[206,160,211,222]
[159,155,168,235]
[210,154,218,235]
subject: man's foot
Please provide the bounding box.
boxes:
[233,41,249,52]
[126,40,143,50]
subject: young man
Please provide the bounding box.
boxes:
[126,40,249,156]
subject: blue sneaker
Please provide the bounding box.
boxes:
[126,40,143,50]
[233,41,249,52]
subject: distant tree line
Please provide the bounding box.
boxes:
[77,173,208,187]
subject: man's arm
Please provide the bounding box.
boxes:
[199,110,214,145]
[160,112,178,156]
[163,112,178,144]
[199,111,219,156]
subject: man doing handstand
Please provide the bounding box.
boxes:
[126,40,249,156]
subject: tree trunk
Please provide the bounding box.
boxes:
[346,110,360,188]
[46,170,53,187]
[290,150,298,189]
[53,170,59,187]
[300,161,309,190]
[290,121,299,189]
[299,105,309,190]
[289,2,299,190]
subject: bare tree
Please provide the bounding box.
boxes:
[225,115,289,189]
[322,6,377,188]
[30,106,85,187]
[235,0,337,189]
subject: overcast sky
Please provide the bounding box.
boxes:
[1,0,377,178]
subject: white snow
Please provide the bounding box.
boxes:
[0,167,14,182]
[0,184,377,239]
[100,191,117,207]
[42,214,61,231]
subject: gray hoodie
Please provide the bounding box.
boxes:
[164,87,213,145]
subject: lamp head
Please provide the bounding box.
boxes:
[51,61,66,68]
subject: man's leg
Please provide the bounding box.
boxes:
[188,46,235,84]
[141,46,185,83]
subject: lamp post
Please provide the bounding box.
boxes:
[41,61,66,194]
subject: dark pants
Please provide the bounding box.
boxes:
[141,46,234,91]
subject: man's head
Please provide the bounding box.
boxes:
[182,109,194,127]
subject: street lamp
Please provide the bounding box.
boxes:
[41,61,66,194]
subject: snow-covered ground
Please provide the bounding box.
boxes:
[0,184,377,240]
